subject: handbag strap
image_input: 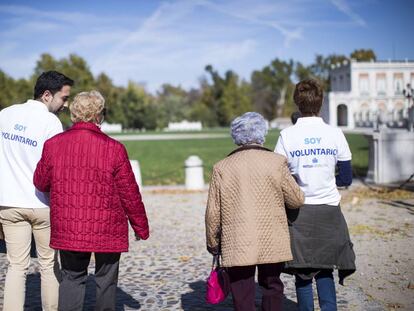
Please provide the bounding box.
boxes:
[211,254,221,270]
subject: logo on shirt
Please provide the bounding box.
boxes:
[289,148,338,158]
[1,131,38,147]
[289,136,338,158]
[304,137,322,145]
[0,123,38,147]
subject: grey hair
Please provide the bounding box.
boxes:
[230,112,268,146]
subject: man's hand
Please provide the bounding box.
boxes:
[135,234,141,241]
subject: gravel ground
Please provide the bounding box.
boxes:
[0,184,412,310]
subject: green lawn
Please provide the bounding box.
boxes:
[110,127,229,135]
[123,129,369,185]
[344,133,370,177]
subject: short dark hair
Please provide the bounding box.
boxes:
[34,71,74,99]
[293,79,323,115]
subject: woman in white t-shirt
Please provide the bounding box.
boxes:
[275,79,356,311]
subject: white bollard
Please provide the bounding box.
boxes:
[129,160,142,188]
[185,155,204,190]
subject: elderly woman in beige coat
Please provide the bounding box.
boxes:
[205,112,304,311]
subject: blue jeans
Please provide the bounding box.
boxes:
[295,269,337,311]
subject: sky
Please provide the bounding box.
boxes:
[0,0,413,93]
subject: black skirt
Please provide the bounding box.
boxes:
[284,204,356,285]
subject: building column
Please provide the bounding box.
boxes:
[329,93,337,127]
[348,100,355,129]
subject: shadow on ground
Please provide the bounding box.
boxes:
[379,200,414,214]
[181,280,297,311]
[23,274,140,311]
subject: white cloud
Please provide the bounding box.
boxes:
[201,40,257,65]
[0,54,38,79]
[89,1,259,89]
[0,0,371,92]
[96,1,201,66]
[200,0,303,47]
[330,0,366,26]
[0,4,126,25]
[0,21,62,39]
[93,38,257,92]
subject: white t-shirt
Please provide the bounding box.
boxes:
[275,117,351,205]
[0,100,63,208]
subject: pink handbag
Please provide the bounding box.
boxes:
[206,255,230,304]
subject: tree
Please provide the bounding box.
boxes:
[156,84,189,128]
[1,48,378,129]
[294,62,314,82]
[0,71,32,110]
[95,73,124,124]
[309,54,348,91]
[33,53,95,96]
[294,50,376,92]
[204,65,252,126]
[0,70,18,109]
[350,49,376,62]
[204,65,226,125]
[59,54,95,92]
[32,53,96,126]
[251,59,294,120]
[119,82,156,130]
[33,53,59,78]
[189,78,218,127]
[220,70,252,122]
[14,78,32,104]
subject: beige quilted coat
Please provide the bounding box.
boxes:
[205,147,304,267]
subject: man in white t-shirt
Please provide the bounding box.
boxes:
[0,71,73,311]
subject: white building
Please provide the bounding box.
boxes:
[165,120,202,131]
[100,122,122,133]
[324,59,414,129]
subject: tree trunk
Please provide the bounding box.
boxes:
[275,87,286,117]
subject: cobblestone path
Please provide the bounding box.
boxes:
[0,190,385,310]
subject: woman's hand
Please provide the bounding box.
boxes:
[207,245,220,255]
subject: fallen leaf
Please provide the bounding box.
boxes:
[179,256,191,262]
[386,302,404,309]
[351,196,359,205]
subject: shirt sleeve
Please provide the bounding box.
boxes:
[114,144,149,240]
[336,160,353,187]
[275,133,288,158]
[337,130,352,161]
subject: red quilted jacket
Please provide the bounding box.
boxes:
[33,122,149,253]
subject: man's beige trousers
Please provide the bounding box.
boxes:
[0,207,59,311]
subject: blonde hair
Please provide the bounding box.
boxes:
[70,90,105,123]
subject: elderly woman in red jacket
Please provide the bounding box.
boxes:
[33,90,149,311]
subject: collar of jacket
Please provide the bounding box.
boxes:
[68,121,103,134]
[227,144,272,157]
